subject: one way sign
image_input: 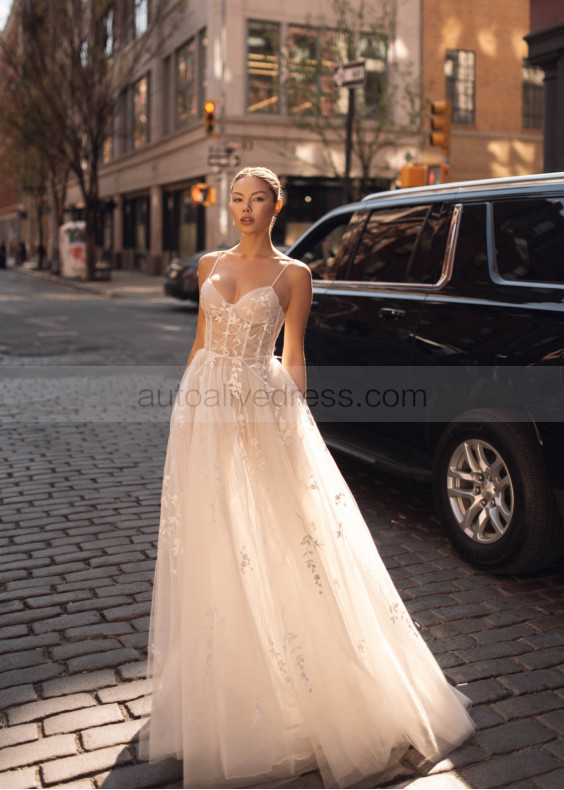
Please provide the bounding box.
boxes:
[333,60,366,89]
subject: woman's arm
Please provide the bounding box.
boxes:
[281,263,313,396]
[185,253,216,369]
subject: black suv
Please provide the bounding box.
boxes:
[285,172,564,574]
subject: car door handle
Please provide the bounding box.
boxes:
[379,306,406,320]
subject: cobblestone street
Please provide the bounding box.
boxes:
[1,269,564,789]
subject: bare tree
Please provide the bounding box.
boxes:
[0,0,166,280]
[284,0,425,200]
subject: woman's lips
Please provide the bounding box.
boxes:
[240,217,254,224]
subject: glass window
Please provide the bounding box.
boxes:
[356,33,387,120]
[494,199,564,285]
[348,205,430,283]
[123,196,150,251]
[132,74,149,149]
[176,38,197,128]
[163,55,171,135]
[452,204,489,283]
[522,62,544,130]
[198,28,207,117]
[408,203,455,284]
[445,49,475,125]
[287,25,318,115]
[292,212,365,281]
[135,0,148,37]
[247,20,280,113]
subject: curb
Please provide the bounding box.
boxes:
[10,264,165,300]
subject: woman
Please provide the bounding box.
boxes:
[140,167,475,789]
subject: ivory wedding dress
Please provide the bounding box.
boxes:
[139,253,475,789]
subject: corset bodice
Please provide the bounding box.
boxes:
[201,278,286,360]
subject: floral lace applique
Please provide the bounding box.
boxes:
[389,601,418,637]
[240,546,253,574]
[284,631,312,693]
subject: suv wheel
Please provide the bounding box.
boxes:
[433,409,564,573]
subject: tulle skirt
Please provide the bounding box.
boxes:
[139,349,475,788]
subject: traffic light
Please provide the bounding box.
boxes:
[204,100,216,136]
[191,183,216,206]
[426,163,451,185]
[429,100,452,158]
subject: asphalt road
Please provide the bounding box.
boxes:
[1,267,564,790]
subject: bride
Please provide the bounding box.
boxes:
[139,166,475,789]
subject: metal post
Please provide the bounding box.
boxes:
[218,0,229,246]
[342,87,355,204]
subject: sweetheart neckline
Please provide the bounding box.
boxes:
[204,278,283,310]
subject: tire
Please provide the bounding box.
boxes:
[432,408,564,574]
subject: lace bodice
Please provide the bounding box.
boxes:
[201,256,288,361]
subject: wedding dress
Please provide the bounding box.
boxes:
[139,253,475,789]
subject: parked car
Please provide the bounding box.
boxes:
[164,254,201,301]
[284,172,564,574]
[164,248,229,301]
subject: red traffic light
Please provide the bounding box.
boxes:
[191,183,216,206]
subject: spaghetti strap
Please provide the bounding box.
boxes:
[271,261,289,288]
[206,250,224,281]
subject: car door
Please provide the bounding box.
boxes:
[312,201,456,469]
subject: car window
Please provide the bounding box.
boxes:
[297,211,367,280]
[408,203,455,284]
[493,198,564,284]
[347,204,451,284]
[451,203,489,282]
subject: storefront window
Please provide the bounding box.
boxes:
[247,20,279,113]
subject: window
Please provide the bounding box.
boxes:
[132,74,150,148]
[494,199,564,285]
[198,29,207,118]
[247,20,280,113]
[163,55,171,135]
[176,39,197,128]
[123,196,150,251]
[134,0,148,37]
[451,204,488,283]
[347,204,452,284]
[522,63,544,130]
[286,26,386,118]
[356,33,387,120]
[445,50,475,125]
[297,213,361,280]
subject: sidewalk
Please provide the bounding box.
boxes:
[12,262,166,300]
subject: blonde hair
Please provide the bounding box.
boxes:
[231,167,283,203]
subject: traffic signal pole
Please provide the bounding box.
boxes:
[218,0,228,246]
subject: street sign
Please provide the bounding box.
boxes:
[333,60,366,89]
[207,151,241,169]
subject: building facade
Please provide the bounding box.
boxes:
[525,0,564,172]
[422,0,543,181]
[65,0,423,274]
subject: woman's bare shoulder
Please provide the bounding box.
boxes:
[198,250,223,278]
[283,258,312,284]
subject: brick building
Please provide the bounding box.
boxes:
[421,0,543,182]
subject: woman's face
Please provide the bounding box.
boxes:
[230,176,282,235]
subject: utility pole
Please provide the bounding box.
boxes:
[342,88,355,204]
[218,0,228,246]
